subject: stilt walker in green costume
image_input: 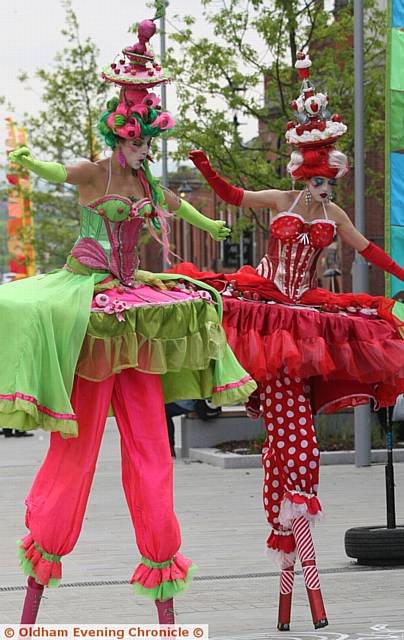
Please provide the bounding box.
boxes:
[6,11,256,624]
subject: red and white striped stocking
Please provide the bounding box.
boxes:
[291,515,327,627]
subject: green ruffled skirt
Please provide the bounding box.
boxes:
[0,268,256,437]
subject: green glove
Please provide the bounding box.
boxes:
[9,146,67,184]
[175,199,231,241]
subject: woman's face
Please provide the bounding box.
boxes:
[120,136,151,169]
[306,176,337,203]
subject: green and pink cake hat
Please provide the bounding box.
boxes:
[99,15,174,146]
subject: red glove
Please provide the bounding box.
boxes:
[245,390,262,420]
[360,241,404,281]
[189,150,244,206]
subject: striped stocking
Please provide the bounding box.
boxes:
[291,515,328,628]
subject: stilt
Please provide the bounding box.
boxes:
[20,576,44,624]
[277,564,295,631]
[303,560,328,629]
[155,598,175,624]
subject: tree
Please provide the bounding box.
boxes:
[166,0,386,230]
[16,0,109,271]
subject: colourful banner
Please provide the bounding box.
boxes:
[4,118,36,278]
[386,1,404,297]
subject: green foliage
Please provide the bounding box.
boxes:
[15,0,109,272]
[166,0,386,225]
[20,0,108,163]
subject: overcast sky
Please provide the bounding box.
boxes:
[1,0,343,174]
[0,0,266,173]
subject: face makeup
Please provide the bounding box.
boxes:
[307,177,337,203]
[120,137,151,170]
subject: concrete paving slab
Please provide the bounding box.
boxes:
[187,447,404,468]
[1,419,404,636]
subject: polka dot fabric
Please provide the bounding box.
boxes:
[271,214,335,249]
[260,368,323,565]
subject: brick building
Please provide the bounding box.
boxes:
[141,0,387,297]
[140,167,246,273]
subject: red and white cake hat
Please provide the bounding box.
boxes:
[285,52,347,149]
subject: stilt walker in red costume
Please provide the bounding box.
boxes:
[2,9,255,625]
[170,52,404,630]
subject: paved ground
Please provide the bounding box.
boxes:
[1,419,404,638]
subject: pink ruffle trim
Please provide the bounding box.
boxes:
[0,392,76,421]
[130,552,192,589]
[279,491,323,528]
[20,534,62,585]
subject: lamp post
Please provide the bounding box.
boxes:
[352,0,371,467]
[178,179,192,261]
[159,0,170,269]
[160,1,169,191]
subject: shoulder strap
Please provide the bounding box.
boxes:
[104,155,113,196]
[288,190,303,213]
[322,201,329,219]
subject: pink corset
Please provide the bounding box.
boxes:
[256,193,336,302]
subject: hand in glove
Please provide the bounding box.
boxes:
[189,150,244,206]
[9,146,67,184]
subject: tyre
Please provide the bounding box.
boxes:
[345,525,404,565]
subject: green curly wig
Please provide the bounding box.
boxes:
[97,96,172,150]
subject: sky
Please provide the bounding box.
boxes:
[0,0,265,174]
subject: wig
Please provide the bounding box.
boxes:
[97,100,176,266]
[97,91,174,150]
[287,146,349,181]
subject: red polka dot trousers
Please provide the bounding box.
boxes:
[260,367,323,567]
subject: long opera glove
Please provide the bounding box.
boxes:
[9,146,67,183]
[174,198,231,241]
[360,241,404,281]
[189,150,244,206]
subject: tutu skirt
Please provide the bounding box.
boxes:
[168,263,404,413]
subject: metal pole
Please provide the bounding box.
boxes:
[385,407,396,528]
[160,2,169,190]
[159,1,169,270]
[353,0,371,467]
[239,207,244,267]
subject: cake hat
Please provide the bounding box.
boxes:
[100,6,173,141]
[285,52,347,149]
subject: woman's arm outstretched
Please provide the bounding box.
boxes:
[332,204,404,281]
[9,145,98,187]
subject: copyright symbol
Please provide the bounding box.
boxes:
[5,628,14,638]
[193,629,203,638]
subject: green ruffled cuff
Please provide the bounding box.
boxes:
[132,563,198,602]
[130,552,197,602]
[17,535,62,587]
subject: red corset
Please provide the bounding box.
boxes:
[271,213,335,249]
[256,213,336,302]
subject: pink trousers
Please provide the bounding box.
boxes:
[19,369,194,600]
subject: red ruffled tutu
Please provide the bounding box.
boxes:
[168,263,404,413]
